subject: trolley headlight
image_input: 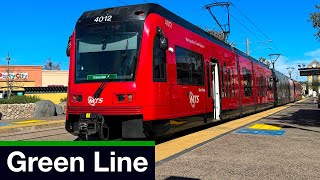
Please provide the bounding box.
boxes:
[127,94,133,101]
[72,94,82,102]
[114,93,135,103]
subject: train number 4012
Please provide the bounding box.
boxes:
[94,15,112,22]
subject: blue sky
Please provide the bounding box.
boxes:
[0,0,319,81]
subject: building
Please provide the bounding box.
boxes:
[0,65,68,101]
[307,60,320,96]
[42,70,69,87]
[0,65,43,97]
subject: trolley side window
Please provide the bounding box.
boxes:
[258,74,267,97]
[153,35,167,82]
[231,69,235,97]
[175,46,204,85]
[267,76,273,90]
[242,67,252,97]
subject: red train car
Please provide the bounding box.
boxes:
[65,3,295,140]
[294,81,302,101]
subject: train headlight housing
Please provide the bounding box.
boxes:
[72,94,82,102]
[117,94,125,102]
[114,93,135,103]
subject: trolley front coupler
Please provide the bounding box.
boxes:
[77,113,102,136]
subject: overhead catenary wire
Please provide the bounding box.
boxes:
[230,1,282,55]
[115,0,128,5]
[231,3,271,40]
[210,1,277,51]
[210,0,264,42]
[229,1,283,62]
[209,0,285,65]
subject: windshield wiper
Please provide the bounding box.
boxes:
[93,39,129,99]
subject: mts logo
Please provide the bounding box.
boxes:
[189,91,199,108]
[88,96,103,106]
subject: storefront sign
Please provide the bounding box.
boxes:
[0,73,29,80]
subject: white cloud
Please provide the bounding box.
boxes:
[273,56,308,82]
[268,48,320,82]
[304,48,320,59]
[274,56,289,74]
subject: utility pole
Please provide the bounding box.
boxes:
[6,53,11,99]
[244,37,272,56]
[246,37,250,56]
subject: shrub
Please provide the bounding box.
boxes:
[0,95,41,104]
[60,97,67,102]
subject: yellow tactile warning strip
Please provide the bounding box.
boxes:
[11,120,46,124]
[169,120,185,125]
[0,120,65,131]
[156,100,305,162]
[249,124,282,130]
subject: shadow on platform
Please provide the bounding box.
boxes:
[267,100,320,128]
[165,176,201,180]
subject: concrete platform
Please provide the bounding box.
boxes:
[156,98,320,180]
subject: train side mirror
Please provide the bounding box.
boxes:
[66,36,71,57]
[159,37,168,50]
[156,26,168,50]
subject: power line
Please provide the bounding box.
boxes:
[209,0,284,62]
[232,3,271,40]
[211,0,263,42]
[115,0,128,5]
[230,2,282,54]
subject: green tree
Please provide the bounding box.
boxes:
[310,5,320,39]
[43,58,60,70]
[259,57,266,63]
[4,66,26,99]
[206,29,226,42]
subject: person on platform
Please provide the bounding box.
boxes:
[312,91,317,104]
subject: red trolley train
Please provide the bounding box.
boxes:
[65,3,302,140]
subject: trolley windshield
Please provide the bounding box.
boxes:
[75,21,143,83]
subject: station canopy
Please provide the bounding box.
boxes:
[298,68,320,76]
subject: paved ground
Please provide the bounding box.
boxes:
[156,98,320,180]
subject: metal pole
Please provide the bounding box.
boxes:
[7,61,9,98]
[287,67,294,79]
[272,62,275,70]
[6,53,11,99]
